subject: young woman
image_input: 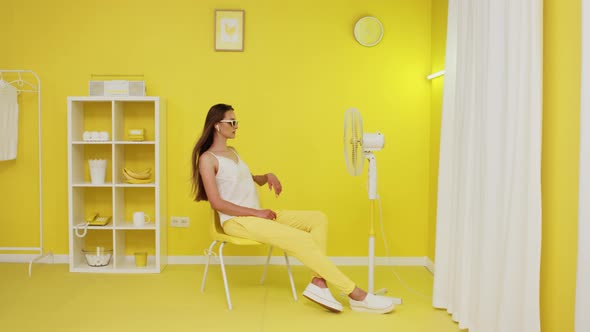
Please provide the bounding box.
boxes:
[192,103,396,314]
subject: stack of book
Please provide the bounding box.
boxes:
[127,128,145,141]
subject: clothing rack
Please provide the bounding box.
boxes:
[0,70,52,276]
[427,70,446,80]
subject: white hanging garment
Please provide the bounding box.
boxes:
[0,81,19,161]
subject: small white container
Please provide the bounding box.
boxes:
[82,247,113,267]
[88,159,107,184]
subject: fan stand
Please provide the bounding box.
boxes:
[366,153,378,293]
[366,152,402,304]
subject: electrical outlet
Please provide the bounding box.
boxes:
[170,216,190,228]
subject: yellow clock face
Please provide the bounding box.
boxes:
[354,16,383,47]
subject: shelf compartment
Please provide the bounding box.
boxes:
[71,228,114,271]
[69,100,112,142]
[113,144,155,185]
[114,101,155,142]
[114,230,156,269]
[71,144,113,185]
[71,187,113,227]
[113,187,155,227]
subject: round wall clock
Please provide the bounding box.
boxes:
[354,16,384,47]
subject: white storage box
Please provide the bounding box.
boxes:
[89,80,146,96]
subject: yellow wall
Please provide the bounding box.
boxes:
[542,0,581,331]
[428,0,447,261]
[0,0,434,257]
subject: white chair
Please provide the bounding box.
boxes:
[200,210,298,310]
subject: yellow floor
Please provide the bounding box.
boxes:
[0,263,462,332]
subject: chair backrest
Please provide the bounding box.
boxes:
[208,209,262,245]
[210,209,226,237]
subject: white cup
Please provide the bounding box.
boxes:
[133,212,151,226]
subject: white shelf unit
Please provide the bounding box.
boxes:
[67,96,167,273]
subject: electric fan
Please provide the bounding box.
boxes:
[344,107,402,303]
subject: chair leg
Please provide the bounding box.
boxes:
[284,252,298,301]
[201,240,217,292]
[261,245,274,284]
[219,242,233,310]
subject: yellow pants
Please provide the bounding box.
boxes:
[223,210,357,295]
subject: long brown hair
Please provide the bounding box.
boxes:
[191,103,234,201]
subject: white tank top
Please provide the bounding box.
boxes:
[207,149,260,225]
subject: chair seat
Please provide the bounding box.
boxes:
[212,232,262,246]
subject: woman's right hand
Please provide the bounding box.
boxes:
[255,209,277,220]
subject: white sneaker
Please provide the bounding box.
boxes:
[302,283,343,312]
[349,293,395,314]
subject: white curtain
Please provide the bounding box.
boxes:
[432,1,543,331]
[575,2,590,331]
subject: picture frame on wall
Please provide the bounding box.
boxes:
[215,9,245,51]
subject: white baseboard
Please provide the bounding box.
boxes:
[0,253,68,264]
[0,254,433,270]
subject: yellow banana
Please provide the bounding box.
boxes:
[123,171,149,182]
[126,167,151,178]
[124,178,152,184]
[122,169,152,183]
[122,168,151,180]
[122,170,136,181]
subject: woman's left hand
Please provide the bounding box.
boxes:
[266,173,282,196]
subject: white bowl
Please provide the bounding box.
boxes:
[82,247,113,267]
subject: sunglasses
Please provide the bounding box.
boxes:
[219,119,239,127]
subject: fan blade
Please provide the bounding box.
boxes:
[343,107,364,176]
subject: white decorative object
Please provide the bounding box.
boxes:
[88,159,107,184]
[89,80,146,96]
[82,247,112,267]
[354,16,384,47]
[82,131,110,141]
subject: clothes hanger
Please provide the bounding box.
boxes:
[0,71,37,93]
[7,73,37,93]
